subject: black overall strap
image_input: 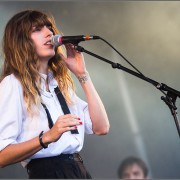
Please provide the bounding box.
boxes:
[54,86,79,134]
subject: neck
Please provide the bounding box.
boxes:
[39,60,50,91]
[39,60,49,75]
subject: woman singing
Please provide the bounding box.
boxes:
[0,9,110,179]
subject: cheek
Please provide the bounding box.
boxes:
[35,47,42,56]
[31,40,42,54]
[31,34,41,47]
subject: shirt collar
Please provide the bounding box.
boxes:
[39,71,58,92]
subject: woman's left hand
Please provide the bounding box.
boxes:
[60,44,87,77]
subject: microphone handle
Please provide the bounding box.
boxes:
[61,35,85,44]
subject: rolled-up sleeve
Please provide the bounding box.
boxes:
[83,105,93,134]
[75,96,93,135]
[0,75,24,151]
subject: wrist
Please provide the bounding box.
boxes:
[77,71,89,84]
[39,131,48,149]
[39,131,52,149]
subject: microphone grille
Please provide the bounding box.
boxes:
[51,35,61,47]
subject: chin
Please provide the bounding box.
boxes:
[46,52,56,59]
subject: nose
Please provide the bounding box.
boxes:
[43,25,53,38]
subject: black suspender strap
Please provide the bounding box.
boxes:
[37,85,79,134]
[54,86,79,134]
[35,85,54,129]
[41,103,54,129]
[54,87,71,114]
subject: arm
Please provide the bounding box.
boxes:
[0,76,42,167]
[0,137,42,168]
[61,44,110,135]
[78,72,110,135]
[0,114,81,168]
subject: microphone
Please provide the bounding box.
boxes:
[51,35,100,47]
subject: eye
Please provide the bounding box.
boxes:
[32,26,42,32]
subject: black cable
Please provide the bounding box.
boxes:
[99,37,167,96]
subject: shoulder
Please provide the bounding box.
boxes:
[1,74,21,84]
[0,74,23,93]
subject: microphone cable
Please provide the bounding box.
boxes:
[98,36,167,96]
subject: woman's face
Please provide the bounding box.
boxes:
[30,25,55,61]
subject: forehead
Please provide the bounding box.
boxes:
[123,163,144,174]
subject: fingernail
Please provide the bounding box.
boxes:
[79,122,83,125]
[78,118,81,120]
[74,126,77,129]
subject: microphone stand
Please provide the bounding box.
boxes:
[75,45,180,138]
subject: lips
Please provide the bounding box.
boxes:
[44,39,53,45]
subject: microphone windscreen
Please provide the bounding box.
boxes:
[51,35,61,47]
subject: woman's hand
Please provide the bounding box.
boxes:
[43,114,82,143]
[60,44,87,77]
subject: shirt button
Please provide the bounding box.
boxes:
[69,155,74,160]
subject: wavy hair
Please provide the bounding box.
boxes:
[1,9,74,112]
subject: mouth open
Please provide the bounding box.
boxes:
[44,40,53,46]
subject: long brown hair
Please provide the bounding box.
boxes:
[1,9,74,112]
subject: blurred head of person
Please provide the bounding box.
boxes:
[118,156,148,179]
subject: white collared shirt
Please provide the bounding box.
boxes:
[0,73,93,167]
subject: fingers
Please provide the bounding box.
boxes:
[58,114,80,120]
[65,43,81,54]
[56,114,82,131]
[47,114,82,142]
[65,43,74,49]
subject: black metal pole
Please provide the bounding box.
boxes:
[75,45,180,138]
